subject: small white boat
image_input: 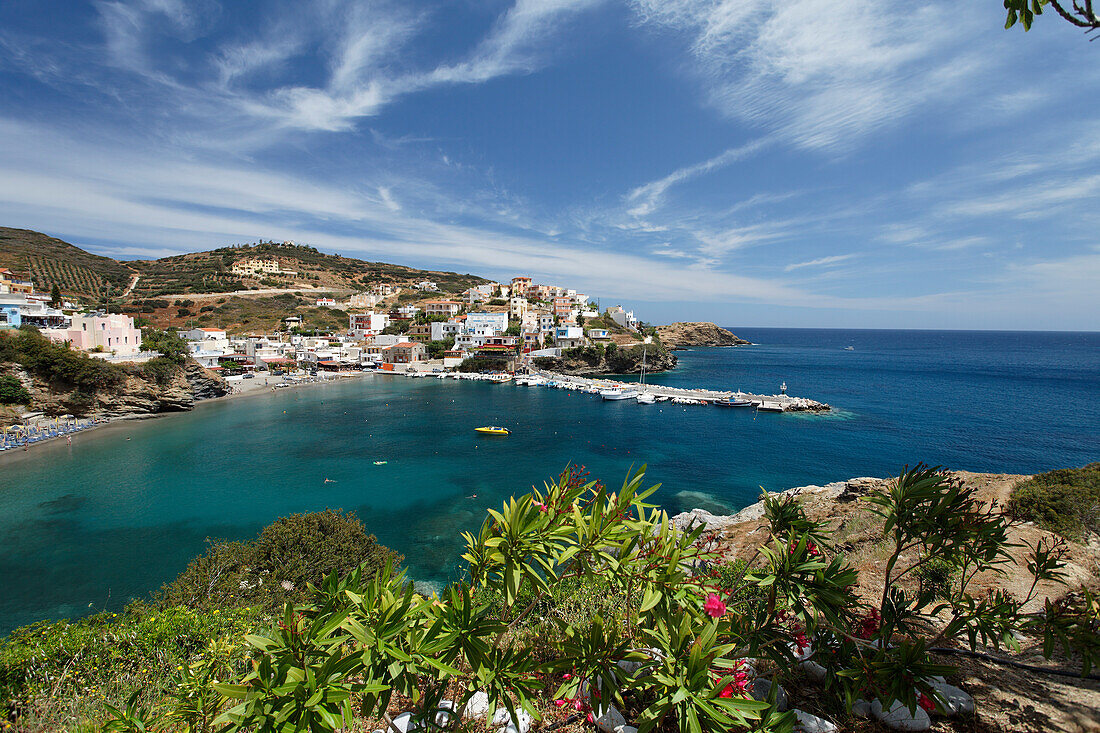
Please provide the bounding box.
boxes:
[757,401,785,412]
[636,392,656,404]
[601,388,639,401]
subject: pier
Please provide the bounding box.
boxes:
[527,370,831,412]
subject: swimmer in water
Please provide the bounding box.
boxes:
[324,478,335,483]
[467,493,477,499]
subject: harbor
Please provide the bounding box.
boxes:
[392,367,831,412]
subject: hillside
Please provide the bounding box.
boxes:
[0,228,491,323]
[0,227,135,301]
[127,241,489,298]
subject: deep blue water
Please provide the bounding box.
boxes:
[0,328,1096,634]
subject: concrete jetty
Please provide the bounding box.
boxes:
[530,370,831,412]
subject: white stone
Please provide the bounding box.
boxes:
[792,709,838,733]
[870,699,931,731]
[800,659,826,682]
[463,692,490,720]
[929,681,975,716]
[595,706,626,733]
[389,713,414,733]
[491,707,532,733]
[851,699,871,718]
[613,726,638,733]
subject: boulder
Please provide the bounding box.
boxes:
[750,678,789,711]
[929,681,975,716]
[463,692,490,720]
[594,706,626,733]
[870,699,931,731]
[792,709,838,733]
[490,707,532,733]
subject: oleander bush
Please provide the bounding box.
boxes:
[87,464,1098,733]
[1008,463,1100,540]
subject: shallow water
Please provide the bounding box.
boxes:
[1,328,1096,634]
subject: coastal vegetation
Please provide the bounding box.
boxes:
[1008,462,1100,540]
[533,342,676,375]
[0,326,126,395]
[2,465,1096,732]
[0,374,30,404]
[0,510,400,731]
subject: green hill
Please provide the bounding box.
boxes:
[0,227,135,301]
[0,229,491,314]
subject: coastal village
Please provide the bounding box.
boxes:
[0,246,826,441]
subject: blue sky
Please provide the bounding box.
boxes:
[1,1,1098,330]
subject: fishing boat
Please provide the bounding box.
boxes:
[844,346,855,351]
[714,398,753,407]
[600,388,639,401]
[474,426,510,435]
[636,392,656,404]
[757,401,785,413]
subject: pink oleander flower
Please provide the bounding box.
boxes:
[586,713,595,724]
[562,673,572,680]
[918,693,936,713]
[533,501,548,513]
[553,699,567,708]
[704,593,726,618]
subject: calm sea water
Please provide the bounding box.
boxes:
[0,329,1096,634]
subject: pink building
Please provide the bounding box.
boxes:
[46,313,143,356]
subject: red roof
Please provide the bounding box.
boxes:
[384,342,420,349]
[263,357,293,363]
[318,360,341,366]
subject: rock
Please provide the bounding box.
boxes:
[594,706,626,733]
[750,679,789,711]
[792,709,838,733]
[851,699,872,718]
[491,707,532,733]
[389,713,414,733]
[613,727,638,733]
[463,691,490,720]
[800,659,827,682]
[655,322,751,349]
[870,699,931,731]
[929,681,975,716]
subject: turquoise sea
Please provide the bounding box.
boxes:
[1,328,1097,634]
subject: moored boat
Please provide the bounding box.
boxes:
[474,426,510,435]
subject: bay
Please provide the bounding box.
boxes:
[1,328,1097,634]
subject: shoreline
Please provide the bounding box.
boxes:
[0,370,372,460]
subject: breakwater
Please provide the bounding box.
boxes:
[529,370,830,412]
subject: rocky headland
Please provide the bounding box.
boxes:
[6,359,228,421]
[655,322,751,349]
[532,342,677,376]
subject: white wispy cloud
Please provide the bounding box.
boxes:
[629,0,983,152]
[784,254,855,272]
[625,138,771,217]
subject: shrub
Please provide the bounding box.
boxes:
[0,605,261,731]
[0,327,126,395]
[0,374,30,404]
[141,356,179,387]
[1008,463,1100,539]
[158,509,403,612]
[201,466,1097,733]
[141,328,189,364]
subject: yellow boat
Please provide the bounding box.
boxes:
[474,426,510,435]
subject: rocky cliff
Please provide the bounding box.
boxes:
[655,322,750,349]
[533,343,677,376]
[10,360,229,420]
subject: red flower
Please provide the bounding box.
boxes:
[718,684,734,698]
[703,593,726,618]
[918,693,936,713]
